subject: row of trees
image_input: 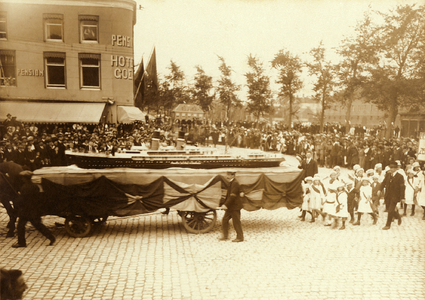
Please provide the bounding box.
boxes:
[140,4,424,138]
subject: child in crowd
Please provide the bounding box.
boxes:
[309,174,326,222]
[346,180,358,223]
[300,176,314,222]
[331,181,349,230]
[323,171,339,226]
[371,174,381,216]
[404,169,420,216]
[354,177,377,225]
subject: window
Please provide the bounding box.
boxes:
[0,12,6,39]
[79,15,98,43]
[44,52,65,88]
[79,53,100,89]
[0,50,16,86]
[44,14,63,42]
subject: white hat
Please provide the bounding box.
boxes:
[375,163,382,169]
[412,162,420,168]
[305,176,313,181]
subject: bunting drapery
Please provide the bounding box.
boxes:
[38,171,304,218]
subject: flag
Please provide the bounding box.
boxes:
[145,47,158,91]
[133,57,144,108]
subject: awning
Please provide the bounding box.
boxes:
[117,106,146,123]
[0,102,106,123]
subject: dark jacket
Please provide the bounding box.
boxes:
[224,179,243,211]
[299,158,318,179]
[380,172,405,204]
[15,180,42,219]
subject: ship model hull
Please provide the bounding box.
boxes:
[66,154,284,169]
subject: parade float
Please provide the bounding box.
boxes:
[33,134,304,237]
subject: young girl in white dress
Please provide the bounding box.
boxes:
[404,169,421,216]
[300,177,314,222]
[354,177,377,225]
[331,181,350,230]
[323,171,339,226]
[309,174,326,222]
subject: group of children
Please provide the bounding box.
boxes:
[300,161,425,229]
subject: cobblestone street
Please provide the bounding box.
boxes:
[1,163,425,300]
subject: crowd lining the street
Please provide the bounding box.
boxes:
[1,113,424,231]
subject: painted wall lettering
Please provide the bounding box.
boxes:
[111,55,134,80]
[17,69,44,76]
[112,34,132,48]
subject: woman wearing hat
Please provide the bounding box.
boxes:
[353,177,378,226]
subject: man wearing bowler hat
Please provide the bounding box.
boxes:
[380,161,405,230]
[218,170,244,242]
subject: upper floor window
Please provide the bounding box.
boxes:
[0,12,7,40]
[79,15,98,43]
[0,50,16,86]
[44,14,64,42]
[79,53,100,89]
[44,52,66,88]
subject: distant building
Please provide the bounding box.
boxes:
[0,0,137,124]
[171,104,204,122]
[326,99,386,127]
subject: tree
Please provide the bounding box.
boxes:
[216,56,241,121]
[191,66,215,113]
[307,41,336,133]
[271,49,303,127]
[164,60,191,105]
[334,11,379,132]
[245,54,273,121]
[362,4,425,138]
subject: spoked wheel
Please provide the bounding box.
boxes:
[64,215,93,238]
[181,210,217,234]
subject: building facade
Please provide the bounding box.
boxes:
[0,0,137,123]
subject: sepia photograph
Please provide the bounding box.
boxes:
[1,0,424,299]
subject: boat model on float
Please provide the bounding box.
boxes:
[65,131,286,169]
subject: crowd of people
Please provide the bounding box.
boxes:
[298,150,425,230]
[1,112,424,248]
[1,112,421,172]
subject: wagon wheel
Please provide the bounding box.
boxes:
[181,210,217,234]
[64,215,93,238]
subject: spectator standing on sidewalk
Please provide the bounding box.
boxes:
[218,171,244,242]
[381,162,405,230]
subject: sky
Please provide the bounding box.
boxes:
[133,0,421,100]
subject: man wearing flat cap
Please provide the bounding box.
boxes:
[380,161,405,230]
[218,170,244,242]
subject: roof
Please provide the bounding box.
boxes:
[172,104,203,114]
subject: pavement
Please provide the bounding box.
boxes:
[1,155,425,300]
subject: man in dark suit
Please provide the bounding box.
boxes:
[380,162,405,230]
[218,171,244,242]
[298,150,318,180]
[12,170,55,248]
